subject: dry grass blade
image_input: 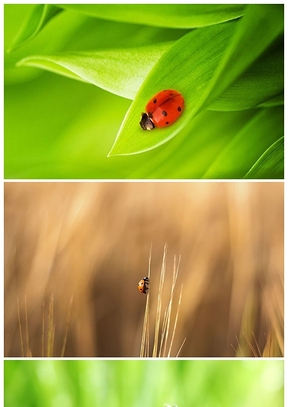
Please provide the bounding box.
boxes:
[17,296,32,356]
[168,282,183,357]
[160,255,181,356]
[42,300,45,357]
[243,332,261,357]
[140,245,185,357]
[175,337,186,357]
[235,328,283,357]
[17,293,73,357]
[235,270,284,357]
[262,330,282,357]
[24,295,32,356]
[263,274,284,356]
[17,297,24,357]
[60,295,74,357]
[47,294,55,357]
[140,246,152,357]
[152,245,167,357]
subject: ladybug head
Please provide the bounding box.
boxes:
[138,276,150,294]
[140,112,155,131]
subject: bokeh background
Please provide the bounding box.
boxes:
[4,182,283,357]
[4,360,284,407]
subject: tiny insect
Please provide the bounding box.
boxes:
[140,89,184,130]
[138,276,149,294]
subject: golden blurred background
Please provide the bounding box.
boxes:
[4,182,283,357]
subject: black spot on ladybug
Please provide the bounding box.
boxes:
[166,121,169,125]
[177,107,182,112]
[162,110,168,116]
[153,98,157,103]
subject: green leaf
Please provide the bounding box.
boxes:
[244,137,284,179]
[208,39,283,111]
[108,22,238,156]
[61,4,245,28]
[198,4,284,112]
[17,33,283,107]
[202,107,284,179]
[126,109,257,179]
[8,4,62,51]
[258,93,284,108]
[17,43,172,99]
[109,4,283,157]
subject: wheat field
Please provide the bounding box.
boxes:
[4,182,283,357]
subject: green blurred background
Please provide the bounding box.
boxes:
[4,360,284,407]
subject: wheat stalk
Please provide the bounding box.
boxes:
[140,244,185,357]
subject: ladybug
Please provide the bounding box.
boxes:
[140,89,184,130]
[138,276,149,294]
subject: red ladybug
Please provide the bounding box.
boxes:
[138,277,149,294]
[140,89,184,130]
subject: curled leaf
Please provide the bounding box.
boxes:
[61,4,245,28]
[8,4,62,51]
[17,43,172,99]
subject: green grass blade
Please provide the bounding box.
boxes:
[244,137,284,179]
[61,4,245,28]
